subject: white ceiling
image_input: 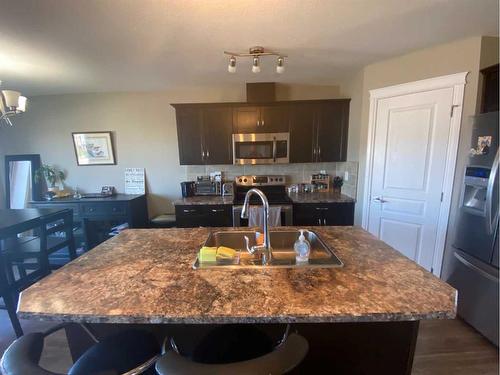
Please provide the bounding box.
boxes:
[0,0,498,96]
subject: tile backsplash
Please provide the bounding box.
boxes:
[184,162,358,199]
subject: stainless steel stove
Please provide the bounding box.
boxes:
[232,175,293,226]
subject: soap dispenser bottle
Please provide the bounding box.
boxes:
[294,229,311,263]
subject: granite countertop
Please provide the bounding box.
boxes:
[173,196,234,205]
[174,191,355,206]
[288,191,355,203]
[18,227,456,324]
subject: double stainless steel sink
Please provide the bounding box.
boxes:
[193,229,343,269]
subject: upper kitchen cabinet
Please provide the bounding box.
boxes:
[290,99,350,163]
[315,99,350,162]
[174,105,233,165]
[289,103,316,163]
[175,106,204,165]
[233,105,289,133]
[202,106,233,164]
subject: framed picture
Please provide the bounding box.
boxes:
[72,132,116,166]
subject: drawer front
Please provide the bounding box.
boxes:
[205,205,232,227]
[175,205,207,228]
[81,203,127,217]
[29,203,80,218]
[293,203,354,226]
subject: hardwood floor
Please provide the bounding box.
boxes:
[0,311,497,374]
[413,319,499,374]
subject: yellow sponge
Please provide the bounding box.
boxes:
[199,246,217,262]
[216,246,237,259]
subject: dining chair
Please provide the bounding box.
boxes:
[0,209,76,337]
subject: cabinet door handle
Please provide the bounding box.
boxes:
[257,120,260,127]
[211,209,224,213]
[315,207,329,210]
[183,209,196,213]
[201,150,205,160]
[206,150,210,159]
[318,146,321,159]
[261,119,265,127]
[323,218,327,225]
[318,218,321,225]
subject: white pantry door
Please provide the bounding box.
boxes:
[367,87,454,271]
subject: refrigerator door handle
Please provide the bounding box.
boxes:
[454,252,499,283]
[485,150,499,235]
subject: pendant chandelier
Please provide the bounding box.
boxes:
[0,81,27,126]
[224,46,286,74]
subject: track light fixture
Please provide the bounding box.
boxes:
[276,56,285,74]
[224,46,286,74]
[228,56,236,73]
[252,56,260,73]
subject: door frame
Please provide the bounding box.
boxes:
[361,72,468,276]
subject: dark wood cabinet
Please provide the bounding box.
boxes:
[316,100,349,162]
[202,107,233,164]
[233,106,261,133]
[289,100,350,163]
[174,105,233,165]
[480,64,499,113]
[175,107,204,165]
[173,98,349,165]
[30,195,149,250]
[175,204,232,228]
[233,105,289,133]
[289,103,316,163]
[293,202,354,226]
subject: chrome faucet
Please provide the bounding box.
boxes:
[241,188,272,265]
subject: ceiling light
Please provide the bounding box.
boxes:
[224,47,287,74]
[228,56,236,73]
[252,56,260,74]
[0,81,28,127]
[276,56,285,74]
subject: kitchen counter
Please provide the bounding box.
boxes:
[288,191,355,203]
[173,195,234,205]
[18,226,456,324]
[173,191,355,206]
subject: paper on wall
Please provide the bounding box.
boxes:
[125,168,145,194]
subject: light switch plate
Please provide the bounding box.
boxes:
[344,171,349,181]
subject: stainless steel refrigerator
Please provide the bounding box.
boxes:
[444,111,499,345]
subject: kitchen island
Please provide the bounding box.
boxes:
[18,227,456,373]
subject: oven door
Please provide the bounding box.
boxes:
[232,133,289,165]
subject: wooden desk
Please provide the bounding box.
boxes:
[30,194,148,250]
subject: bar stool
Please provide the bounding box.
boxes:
[156,324,309,374]
[0,324,160,375]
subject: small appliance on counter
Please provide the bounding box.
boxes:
[180,181,195,197]
[222,182,234,196]
[195,176,222,196]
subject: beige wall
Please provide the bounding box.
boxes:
[349,36,485,226]
[0,83,345,215]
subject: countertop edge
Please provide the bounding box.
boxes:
[17,310,456,324]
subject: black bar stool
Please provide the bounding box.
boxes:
[156,324,309,374]
[0,324,160,375]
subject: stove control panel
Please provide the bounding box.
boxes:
[235,175,286,186]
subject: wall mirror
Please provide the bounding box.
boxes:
[4,154,42,208]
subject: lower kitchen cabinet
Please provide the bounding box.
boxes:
[175,205,232,228]
[293,202,354,226]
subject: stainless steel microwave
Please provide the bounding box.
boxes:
[232,133,290,165]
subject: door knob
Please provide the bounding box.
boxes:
[373,196,388,203]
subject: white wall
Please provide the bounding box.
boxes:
[0,83,344,215]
